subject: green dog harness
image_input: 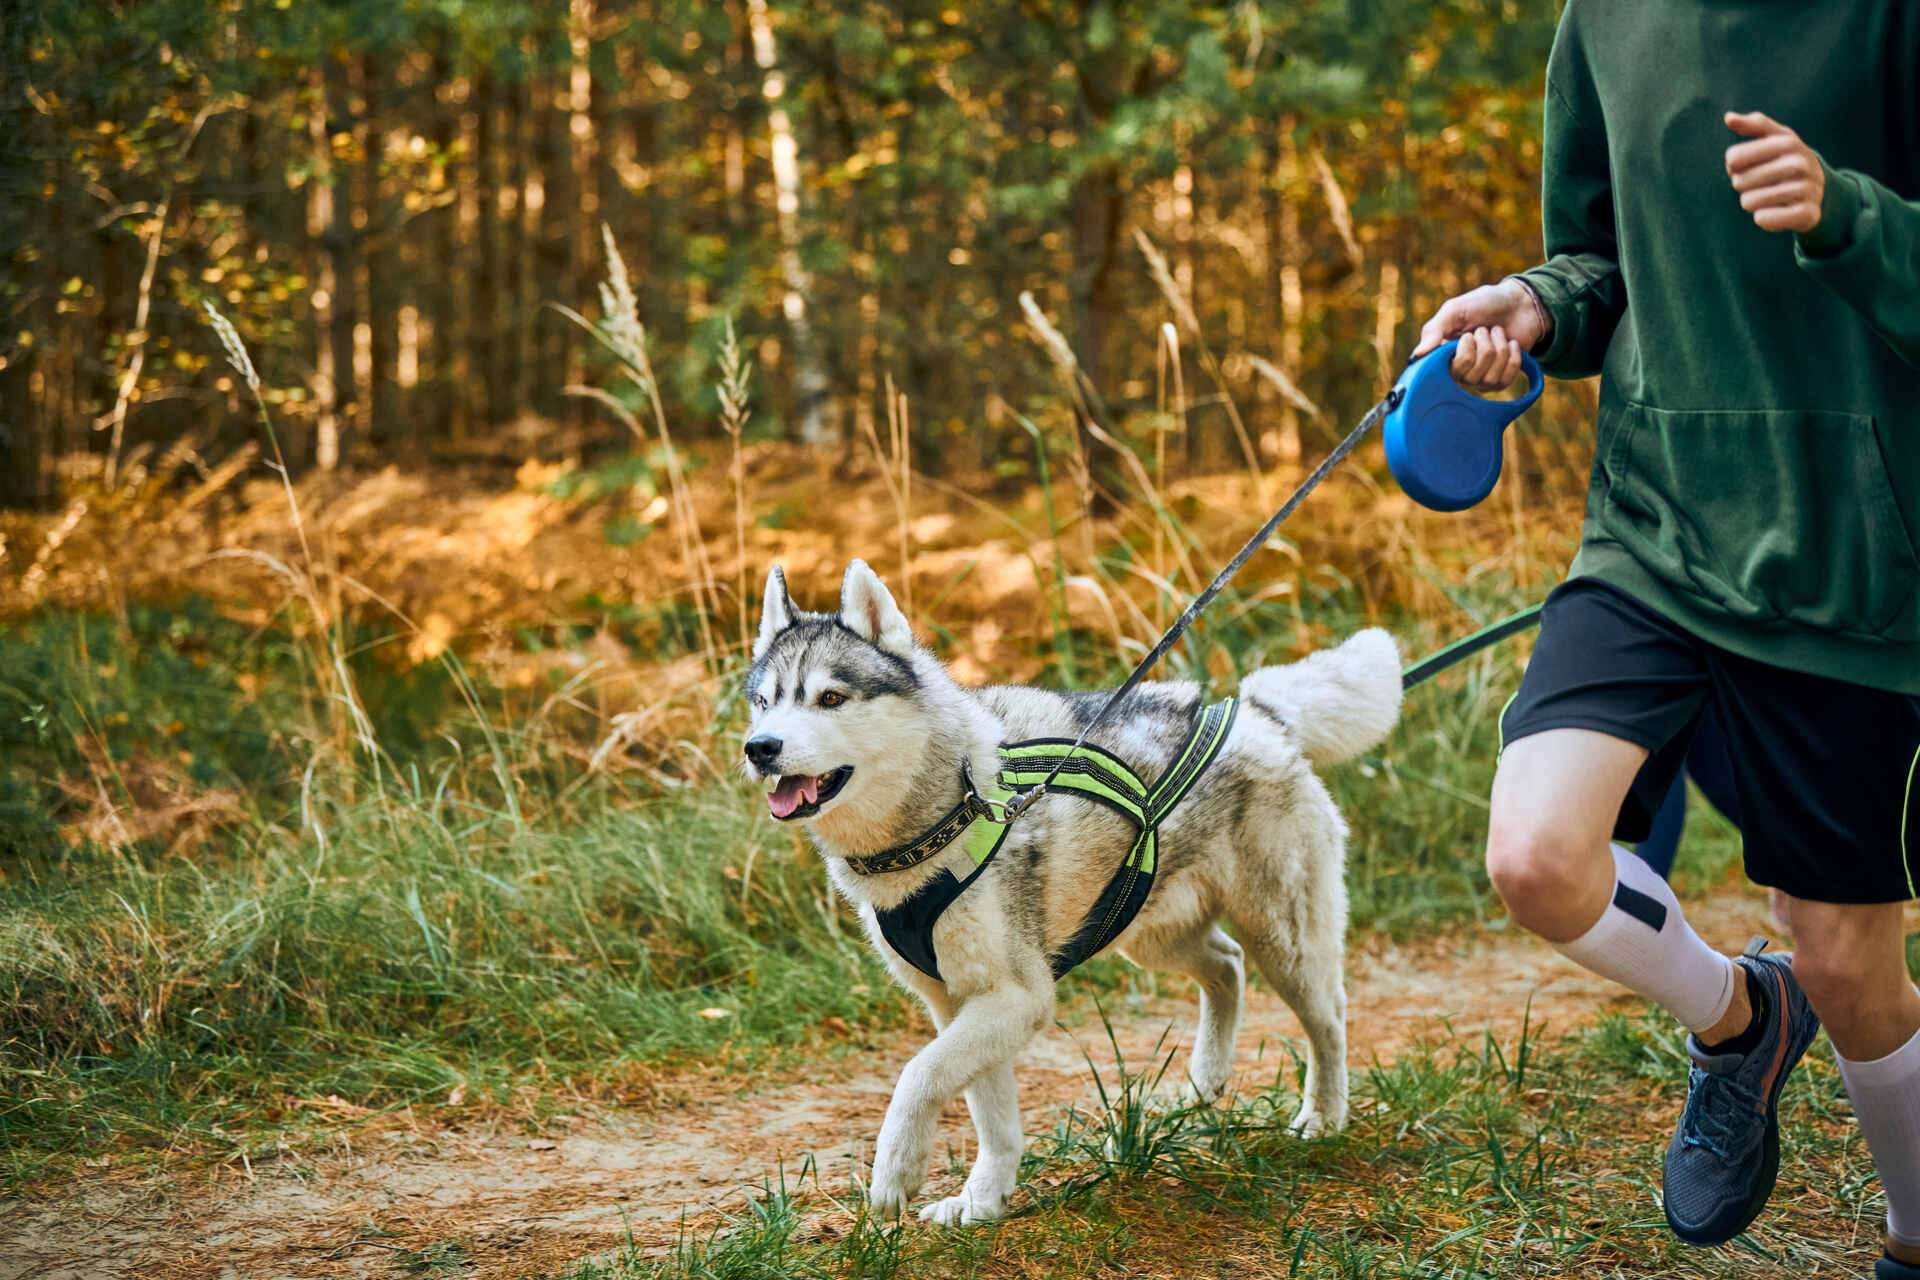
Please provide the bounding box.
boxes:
[854,697,1238,983]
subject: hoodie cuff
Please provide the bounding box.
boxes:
[1797,161,1863,259]
[1510,269,1577,367]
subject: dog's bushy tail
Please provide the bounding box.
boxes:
[1241,628,1402,767]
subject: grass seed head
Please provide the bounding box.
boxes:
[202,301,259,394]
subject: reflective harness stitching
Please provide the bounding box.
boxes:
[872,697,1238,982]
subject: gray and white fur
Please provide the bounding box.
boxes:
[743,559,1402,1224]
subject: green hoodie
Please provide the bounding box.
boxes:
[1516,0,1920,695]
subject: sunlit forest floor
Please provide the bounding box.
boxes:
[2,438,1915,1277]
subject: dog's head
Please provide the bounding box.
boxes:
[743,559,931,824]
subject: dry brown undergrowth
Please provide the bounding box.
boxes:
[0,433,1584,693]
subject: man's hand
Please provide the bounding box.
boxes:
[1725,111,1825,234]
[1412,278,1545,391]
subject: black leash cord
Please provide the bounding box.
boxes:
[988,392,1397,824]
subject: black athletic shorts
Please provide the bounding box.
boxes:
[1499,578,1920,903]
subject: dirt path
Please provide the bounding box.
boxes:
[2,891,1794,1280]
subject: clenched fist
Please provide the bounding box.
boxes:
[1411,278,1548,391]
[1725,110,1826,235]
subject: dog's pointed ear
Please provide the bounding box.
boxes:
[754,565,796,660]
[839,559,914,656]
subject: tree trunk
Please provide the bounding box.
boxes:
[0,354,44,509]
[1066,156,1127,509]
[328,56,358,463]
[308,65,340,471]
[1273,122,1304,464]
[746,0,836,444]
[568,0,600,430]
[438,58,466,444]
[507,64,535,423]
[536,57,571,421]
[471,71,503,436]
[360,52,394,450]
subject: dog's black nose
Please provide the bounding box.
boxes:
[744,735,782,768]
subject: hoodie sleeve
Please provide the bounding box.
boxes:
[1793,161,1920,370]
[1513,30,1628,380]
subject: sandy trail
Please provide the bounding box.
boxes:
[2,891,1796,1280]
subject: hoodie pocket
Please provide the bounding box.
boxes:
[1599,401,1919,641]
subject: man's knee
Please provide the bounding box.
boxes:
[1790,947,1874,1018]
[1779,898,1899,1012]
[1485,728,1647,938]
[1780,910,1876,1014]
[1485,817,1589,924]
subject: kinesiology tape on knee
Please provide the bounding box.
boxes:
[1838,1019,1920,1248]
[1551,845,1736,1035]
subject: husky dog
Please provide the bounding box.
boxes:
[743,559,1402,1224]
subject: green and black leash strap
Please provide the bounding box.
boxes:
[1399,603,1544,690]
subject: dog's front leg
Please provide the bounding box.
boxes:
[868,984,1047,1219]
[918,1057,1021,1225]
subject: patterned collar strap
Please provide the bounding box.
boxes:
[841,765,991,877]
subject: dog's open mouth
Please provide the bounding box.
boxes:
[766,766,853,820]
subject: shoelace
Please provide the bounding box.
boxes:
[1681,1066,1764,1160]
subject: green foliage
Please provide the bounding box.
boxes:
[0,599,300,858]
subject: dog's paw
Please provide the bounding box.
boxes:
[1287,1103,1350,1138]
[1185,1070,1232,1107]
[918,1186,1008,1226]
[865,1159,920,1217]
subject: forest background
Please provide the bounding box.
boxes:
[3,0,1555,500]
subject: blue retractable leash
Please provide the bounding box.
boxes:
[975,340,1549,826]
[1385,337,1545,512]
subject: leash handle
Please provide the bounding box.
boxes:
[985,393,1394,823]
[1384,338,1544,513]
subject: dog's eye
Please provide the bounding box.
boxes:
[817,690,847,709]
[748,693,768,711]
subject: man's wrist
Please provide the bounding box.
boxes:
[1796,160,1861,258]
[1507,276,1553,351]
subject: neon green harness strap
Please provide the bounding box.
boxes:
[873,697,1239,983]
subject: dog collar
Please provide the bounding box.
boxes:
[841,762,997,877]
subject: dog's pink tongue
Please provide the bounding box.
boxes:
[768,775,814,818]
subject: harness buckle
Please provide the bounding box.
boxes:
[961,761,1040,825]
[994,785,1045,823]
[970,788,1034,825]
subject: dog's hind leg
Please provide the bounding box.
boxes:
[1241,931,1347,1134]
[1123,923,1246,1103]
[1231,828,1350,1134]
[919,1057,1021,1225]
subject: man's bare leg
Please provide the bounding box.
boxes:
[1781,897,1920,1264]
[1486,727,1748,1039]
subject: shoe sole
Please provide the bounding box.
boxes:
[1663,954,1820,1245]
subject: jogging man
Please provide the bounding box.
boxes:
[1409,4,1920,1274]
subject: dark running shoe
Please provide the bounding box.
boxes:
[1879,1253,1920,1279]
[1662,937,1821,1245]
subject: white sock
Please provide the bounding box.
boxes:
[1837,1019,1920,1250]
[1551,844,1737,1035]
